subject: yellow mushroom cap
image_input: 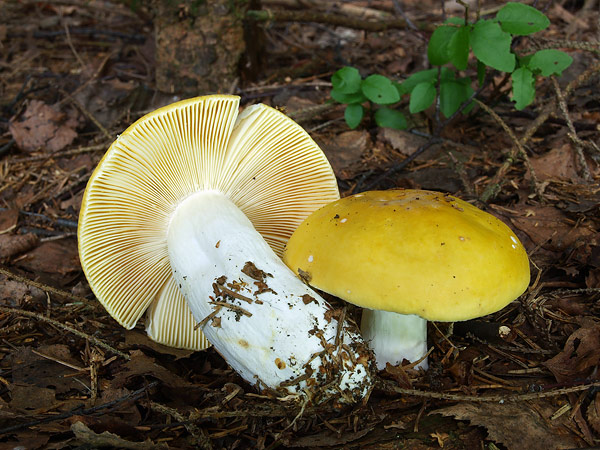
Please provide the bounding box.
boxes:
[283,189,530,322]
[78,95,339,350]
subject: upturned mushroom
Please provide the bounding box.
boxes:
[78,95,374,402]
[283,189,530,370]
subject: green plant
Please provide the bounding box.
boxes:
[331,2,572,130]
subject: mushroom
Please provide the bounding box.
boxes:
[78,95,374,402]
[283,189,530,370]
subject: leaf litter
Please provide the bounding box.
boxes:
[0,0,599,448]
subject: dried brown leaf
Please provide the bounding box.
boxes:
[9,100,77,153]
[586,394,600,434]
[528,144,583,183]
[282,428,371,447]
[17,239,80,276]
[110,350,196,390]
[9,384,56,411]
[71,421,168,450]
[543,324,600,382]
[0,274,46,307]
[0,233,38,259]
[0,209,19,233]
[432,402,581,450]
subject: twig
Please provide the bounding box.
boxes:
[379,379,600,402]
[551,76,592,181]
[0,306,129,360]
[0,381,157,435]
[475,98,542,202]
[194,306,222,331]
[0,266,90,303]
[208,301,252,317]
[528,37,600,54]
[150,402,213,449]
[59,89,111,139]
[246,9,437,32]
[480,61,600,201]
[360,138,442,192]
[62,21,86,70]
[7,142,108,164]
[216,285,254,304]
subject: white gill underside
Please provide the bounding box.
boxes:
[167,191,372,401]
[361,309,429,370]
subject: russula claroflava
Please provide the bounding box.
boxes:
[283,189,530,370]
[78,95,374,402]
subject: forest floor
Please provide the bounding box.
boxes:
[1,0,600,448]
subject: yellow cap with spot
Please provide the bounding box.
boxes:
[283,189,530,322]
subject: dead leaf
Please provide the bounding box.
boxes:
[282,428,370,447]
[110,350,196,391]
[0,274,46,307]
[9,384,56,411]
[0,209,19,233]
[528,144,583,183]
[586,268,600,288]
[586,393,600,433]
[9,346,84,394]
[0,430,50,450]
[71,421,168,449]
[432,402,581,450]
[17,239,80,276]
[318,130,369,175]
[0,233,38,259]
[502,204,596,252]
[9,100,78,153]
[378,128,429,159]
[125,330,194,359]
[543,324,600,382]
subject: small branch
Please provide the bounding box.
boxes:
[59,89,111,139]
[208,301,252,317]
[150,402,213,449]
[551,76,592,181]
[0,381,156,435]
[246,9,436,32]
[475,99,542,202]
[379,379,600,402]
[0,306,129,360]
[0,266,91,303]
[528,37,600,54]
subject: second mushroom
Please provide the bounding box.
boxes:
[283,189,530,370]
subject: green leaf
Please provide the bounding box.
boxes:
[528,49,573,76]
[401,69,437,93]
[497,2,550,35]
[374,107,407,129]
[511,67,535,110]
[448,26,470,70]
[440,79,474,118]
[361,74,400,104]
[409,82,436,113]
[439,67,456,81]
[518,53,534,68]
[394,81,407,96]
[344,104,364,129]
[445,17,465,25]
[477,60,486,85]
[470,20,515,72]
[428,26,457,66]
[331,88,366,105]
[331,66,362,94]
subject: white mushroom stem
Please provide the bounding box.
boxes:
[167,191,373,402]
[360,309,428,370]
